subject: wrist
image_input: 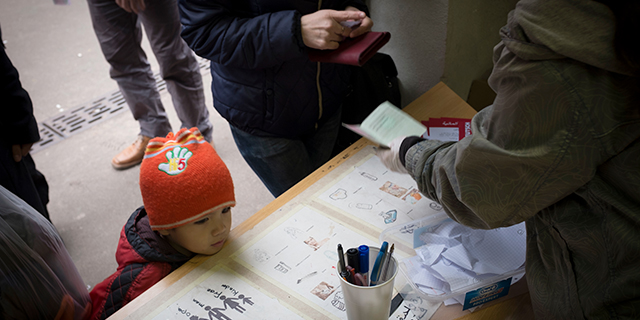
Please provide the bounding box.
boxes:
[294,12,306,50]
[399,136,425,166]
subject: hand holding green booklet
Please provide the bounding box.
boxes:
[343,101,427,147]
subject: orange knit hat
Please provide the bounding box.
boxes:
[139,128,235,230]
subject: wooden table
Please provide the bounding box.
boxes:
[109,82,533,320]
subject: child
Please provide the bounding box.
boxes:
[89,128,235,320]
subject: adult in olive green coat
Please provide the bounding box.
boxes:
[378,0,640,318]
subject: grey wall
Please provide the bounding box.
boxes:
[369,0,449,107]
[442,0,519,100]
[367,0,518,105]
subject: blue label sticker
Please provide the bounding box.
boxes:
[462,277,512,310]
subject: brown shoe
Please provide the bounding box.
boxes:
[111,135,152,170]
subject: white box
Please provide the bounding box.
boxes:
[379,212,526,308]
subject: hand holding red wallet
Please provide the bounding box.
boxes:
[308,31,391,66]
[301,10,367,50]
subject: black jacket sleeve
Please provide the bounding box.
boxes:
[178,0,308,69]
[0,44,40,145]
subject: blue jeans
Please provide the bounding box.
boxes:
[230,109,341,197]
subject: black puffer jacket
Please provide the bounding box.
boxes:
[178,0,368,138]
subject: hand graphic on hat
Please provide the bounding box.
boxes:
[158,146,193,175]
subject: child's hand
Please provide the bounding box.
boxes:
[158,146,193,175]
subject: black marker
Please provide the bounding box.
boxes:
[346,248,360,274]
[337,244,353,283]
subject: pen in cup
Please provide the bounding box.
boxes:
[346,266,357,285]
[339,243,397,320]
[379,243,394,282]
[337,244,353,283]
[358,245,369,286]
[346,248,360,274]
[370,241,388,286]
[353,273,366,286]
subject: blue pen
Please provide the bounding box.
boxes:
[358,245,369,286]
[370,241,388,286]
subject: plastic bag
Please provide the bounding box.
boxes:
[0,185,91,319]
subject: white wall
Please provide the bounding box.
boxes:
[368,0,518,105]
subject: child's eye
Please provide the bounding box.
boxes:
[222,207,231,214]
[194,217,209,225]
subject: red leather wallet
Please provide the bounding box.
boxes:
[308,31,391,66]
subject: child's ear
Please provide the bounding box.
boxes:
[157,229,170,236]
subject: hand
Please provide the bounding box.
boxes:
[11,143,33,163]
[344,6,373,38]
[375,136,408,174]
[116,0,145,14]
[301,9,366,50]
[158,146,193,175]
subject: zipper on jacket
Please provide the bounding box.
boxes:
[315,0,323,129]
[316,62,322,128]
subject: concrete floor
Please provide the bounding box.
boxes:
[1,0,274,288]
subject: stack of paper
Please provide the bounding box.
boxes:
[404,219,526,305]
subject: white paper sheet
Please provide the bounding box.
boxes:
[150,266,303,320]
[427,127,459,142]
[389,292,441,320]
[234,206,375,319]
[318,156,444,244]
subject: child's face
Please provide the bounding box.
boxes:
[159,206,232,256]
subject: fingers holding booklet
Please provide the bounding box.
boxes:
[343,100,474,147]
[346,101,472,174]
[342,101,428,147]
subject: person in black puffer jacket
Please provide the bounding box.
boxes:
[178,0,372,197]
[0,25,50,221]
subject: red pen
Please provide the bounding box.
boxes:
[354,273,366,286]
[346,266,357,285]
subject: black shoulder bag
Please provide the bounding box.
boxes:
[331,52,401,156]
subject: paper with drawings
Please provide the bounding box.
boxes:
[317,155,443,243]
[389,292,440,320]
[404,218,526,305]
[234,205,375,319]
[148,265,303,320]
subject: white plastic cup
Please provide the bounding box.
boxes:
[337,247,398,320]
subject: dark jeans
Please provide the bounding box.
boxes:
[230,109,342,197]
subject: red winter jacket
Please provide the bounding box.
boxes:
[89,207,192,320]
